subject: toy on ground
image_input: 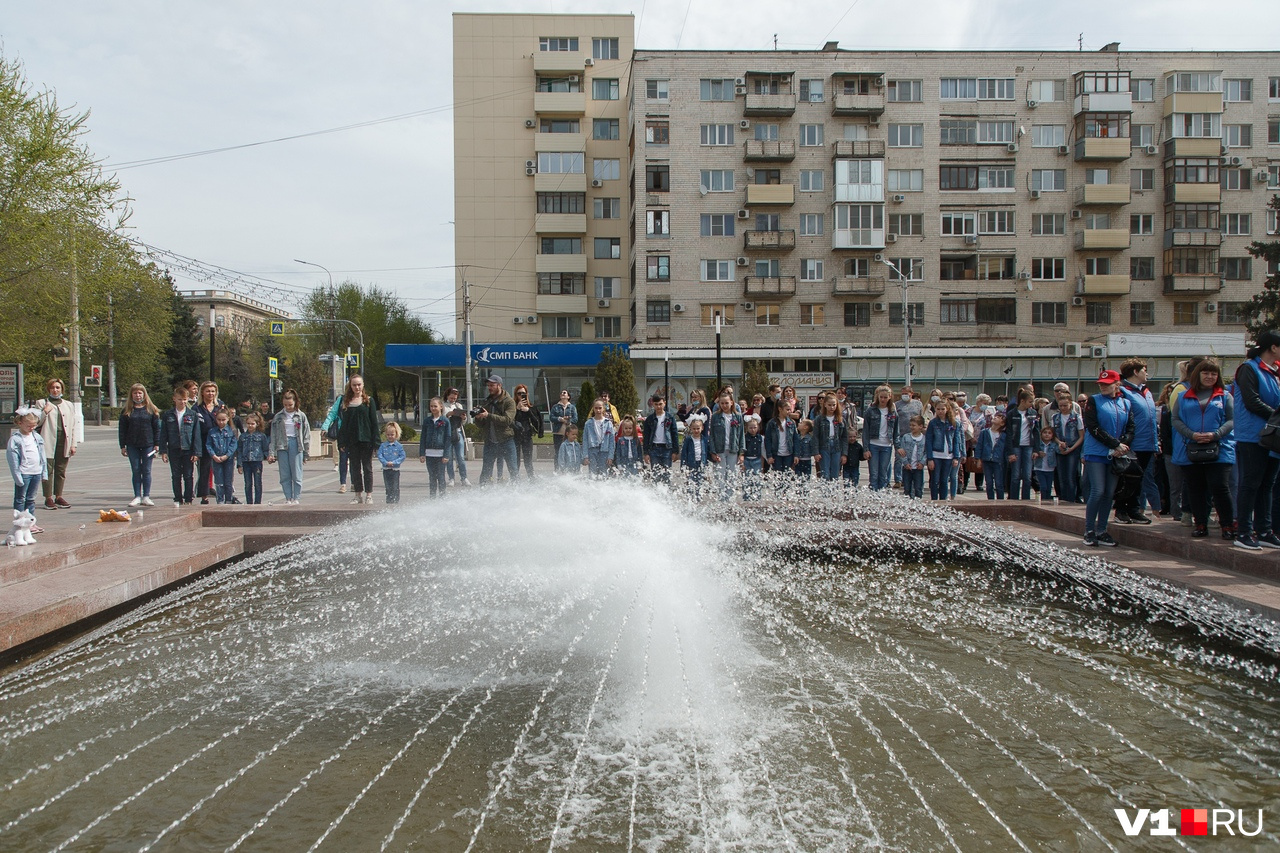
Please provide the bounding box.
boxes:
[6,510,37,546]
[97,508,131,523]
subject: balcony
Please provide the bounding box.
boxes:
[743,276,798,298]
[534,132,586,152]
[831,139,886,158]
[745,184,795,205]
[1165,182,1221,204]
[534,172,586,193]
[533,91,586,114]
[744,92,797,116]
[832,276,887,296]
[1162,137,1222,158]
[743,139,796,161]
[1077,274,1131,295]
[1074,137,1131,160]
[1072,91,1133,114]
[535,294,588,314]
[1163,229,1222,249]
[1075,184,1131,205]
[1075,229,1131,250]
[1162,91,1223,116]
[532,51,585,74]
[1163,274,1222,294]
[535,213,587,233]
[832,229,886,250]
[535,253,587,274]
[744,229,796,250]
[832,91,886,116]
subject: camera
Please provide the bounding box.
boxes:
[469,406,486,418]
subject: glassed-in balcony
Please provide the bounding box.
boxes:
[1163,229,1222,249]
[1164,182,1221,203]
[1162,138,1222,158]
[1163,274,1222,294]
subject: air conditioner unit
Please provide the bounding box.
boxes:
[742,301,755,311]
[734,77,746,86]
[583,316,594,324]
[568,75,579,83]
[868,116,881,126]
[1030,189,1042,199]
[525,159,536,169]
[1063,342,1083,357]
[886,233,898,243]
[1257,170,1272,183]
[872,301,887,312]
[1145,145,1158,155]
[597,298,611,308]
[735,85,747,96]
[739,119,751,129]
[584,57,595,67]
[838,345,854,358]
[1007,142,1019,153]
[1071,209,1083,219]
[591,179,604,187]
[873,252,885,262]
[525,166,537,176]
[1090,345,1108,358]
[513,316,524,324]
[874,75,885,87]
[1057,144,1069,155]
[892,193,906,202]
[527,315,537,324]
[1071,296,1086,307]
[1205,301,1218,313]
[737,209,751,219]
[736,256,750,266]
[1228,155,1243,167]
[1027,99,1039,109]
[1221,143,1230,156]
[964,235,978,245]
[1017,271,1031,280]
[524,119,536,129]
[672,302,685,313]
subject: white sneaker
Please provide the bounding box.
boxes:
[338,484,347,493]
[173,501,181,508]
[128,497,143,507]
[461,478,472,487]
[350,497,363,504]
[142,497,155,506]
[364,493,374,504]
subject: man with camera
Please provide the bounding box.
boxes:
[473,374,518,485]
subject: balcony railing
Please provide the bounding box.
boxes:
[743,276,798,297]
[744,92,797,116]
[832,276,887,296]
[831,92,886,115]
[1074,228,1131,250]
[745,184,795,205]
[1163,274,1223,294]
[1072,91,1133,114]
[1162,137,1222,158]
[831,229,886,250]
[1075,184,1132,205]
[533,91,586,114]
[744,229,796,250]
[1164,182,1221,204]
[743,139,796,161]
[1077,274,1131,295]
[1074,137,1131,160]
[1163,229,1222,249]
[831,139,886,158]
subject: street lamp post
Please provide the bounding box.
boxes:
[880,258,912,382]
[714,313,723,391]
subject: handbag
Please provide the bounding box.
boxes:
[1186,441,1220,463]
[325,420,340,440]
[1260,412,1280,453]
[1110,450,1138,476]
[964,456,983,474]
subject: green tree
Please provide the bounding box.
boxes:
[576,380,595,431]
[742,360,771,401]
[593,345,638,421]
[160,279,205,390]
[1244,195,1280,341]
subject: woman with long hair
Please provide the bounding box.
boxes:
[512,383,544,478]
[337,374,380,504]
[118,383,162,507]
[194,381,222,505]
[549,389,577,472]
[1173,358,1237,542]
[925,399,963,500]
[863,384,898,491]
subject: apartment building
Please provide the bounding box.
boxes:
[455,14,1278,404]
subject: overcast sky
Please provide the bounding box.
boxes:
[4,0,1275,337]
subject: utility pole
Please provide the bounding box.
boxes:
[714,312,723,390]
[209,304,216,381]
[70,242,81,403]
[106,292,117,408]
[462,275,474,414]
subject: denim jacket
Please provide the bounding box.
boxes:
[237,432,271,464]
[557,440,583,471]
[680,432,711,468]
[7,431,46,485]
[205,425,238,459]
[813,415,847,450]
[418,416,453,457]
[977,428,1006,463]
[793,433,816,461]
[611,435,642,466]
[709,410,744,455]
[159,407,202,456]
[377,440,406,468]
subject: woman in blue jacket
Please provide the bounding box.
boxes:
[1231,331,1280,547]
[924,400,964,500]
[1173,358,1237,542]
[1082,370,1135,547]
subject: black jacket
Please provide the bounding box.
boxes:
[642,410,679,455]
[514,405,544,442]
[118,406,161,449]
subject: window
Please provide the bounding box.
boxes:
[646,256,669,281]
[1132,79,1154,102]
[594,277,618,298]
[645,164,670,192]
[646,210,670,237]
[700,124,735,145]
[539,118,580,133]
[754,169,782,185]
[1031,258,1065,280]
[889,213,923,236]
[889,303,925,326]
[839,78,871,98]
[977,257,1015,280]
[1170,158,1219,184]
[1272,78,1280,100]
[1086,302,1112,325]
[940,77,1013,99]
[756,304,781,326]
[701,260,733,281]
[754,258,781,277]
[940,298,1016,324]
[887,169,923,192]
[1223,124,1252,148]
[979,78,1015,99]
[800,304,825,326]
[887,124,923,147]
[592,37,619,60]
[700,79,736,101]
[799,170,825,191]
[1130,257,1155,280]
[593,197,620,219]
[700,214,734,237]
[538,192,586,213]
[754,123,780,140]
[591,78,619,100]
[1222,213,1252,235]
[844,302,871,327]
[1032,213,1067,235]
[537,273,585,295]
[940,77,976,99]
[644,120,669,145]
[700,169,735,192]
[595,316,622,338]
[1032,302,1067,325]
[800,259,824,280]
[1031,125,1066,147]
[1132,125,1154,147]
[1270,208,1279,235]
[979,120,1015,144]
[887,80,922,102]
[1084,257,1112,276]
[1031,169,1066,191]
[593,118,619,140]
[1083,212,1111,230]
[538,152,584,174]
[799,79,824,102]
[1131,169,1155,190]
[844,258,870,277]
[645,79,669,101]
[833,204,882,245]
[1167,72,1221,93]
[887,257,924,280]
[1173,301,1199,325]
[1028,80,1065,102]
[542,316,582,338]
[594,237,621,259]
[755,213,781,231]
[1166,112,1221,139]
[646,301,671,324]
[1084,168,1111,185]
[1130,214,1154,235]
[540,237,581,254]
[940,120,977,145]
[940,165,1015,191]
[539,37,578,52]
[592,159,620,180]
[800,124,824,146]
[979,210,1014,234]
[1271,119,1280,145]
[940,211,976,235]
[701,305,736,326]
[1221,257,1252,279]
[1130,302,1155,325]
[800,213,824,236]
[1219,302,1249,324]
[1079,113,1130,139]
[1271,165,1280,188]
[1221,168,1250,190]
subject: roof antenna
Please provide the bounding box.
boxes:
[1078,33,1084,51]
[774,33,778,50]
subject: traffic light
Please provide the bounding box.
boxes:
[59,325,70,345]
[85,365,102,387]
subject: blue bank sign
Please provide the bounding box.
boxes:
[386,342,628,369]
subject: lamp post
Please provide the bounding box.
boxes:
[209,303,216,381]
[714,312,723,391]
[880,258,912,382]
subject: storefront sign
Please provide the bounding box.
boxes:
[769,372,835,389]
[387,342,628,369]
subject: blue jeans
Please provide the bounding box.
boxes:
[817,441,843,480]
[446,428,468,482]
[842,447,862,485]
[1057,449,1081,503]
[425,456,447,497]
[984,461,1005,499]
[868,444,894,490]
[277,437,303,500]
[1035,469,1056,498]
[712,455,738,500]
[903,467,923,498]
[1085,461,1119,534]
[212,458,236,503]
[480,438,518,484]
[12,473,40,513]
[126,445,155,498]
[1009,445,1033,500]
[1236,442,1279,537]
[929,460,957,499]
[587,448,610,477]
[337,448,349,485]
[241,461,263,504]
[648,445,673,483]
[893,452,904,485]
[743,457,763,500]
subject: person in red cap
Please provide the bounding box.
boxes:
[1080,369,1135,547]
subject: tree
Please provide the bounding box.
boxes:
[593,345,638,421]
[742,360,772,401]
[160,277,205,389]
[1244,195,1280,341]
[576,380,595,431]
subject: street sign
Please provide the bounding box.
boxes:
[346,353,360,369]
[268,356,279,378]
[269,321,285,336]
[85,365,103,387]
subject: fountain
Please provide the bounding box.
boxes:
[1,479,1277,850]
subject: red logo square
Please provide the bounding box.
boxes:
[1181,808,1208,836]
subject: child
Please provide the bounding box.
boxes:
[583,399,616,477]
[267,389,309,505]
[679,415,711,499]
[205,408,239,504]
[925,401,963,501]
[159,387,202,506]
[378,422,406,504]
[898,415,927,499]
[793,419,816,481]
[1033,425,1059,502]
[1006,389,1038,500]
[611,416,642,476]
[708,392,744,501]
[236,412,270,505]
[417,397,452,498]
[742,414,765,501]
[557,424,584,474]
[977,411,1007,500]
[7,410,45,529]
[814,395,847,481]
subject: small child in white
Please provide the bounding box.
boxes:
[7,409,45,538]
[378,422,406,504]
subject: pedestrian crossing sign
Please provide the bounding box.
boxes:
[268,357,279,378]
[270,321,285,336]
